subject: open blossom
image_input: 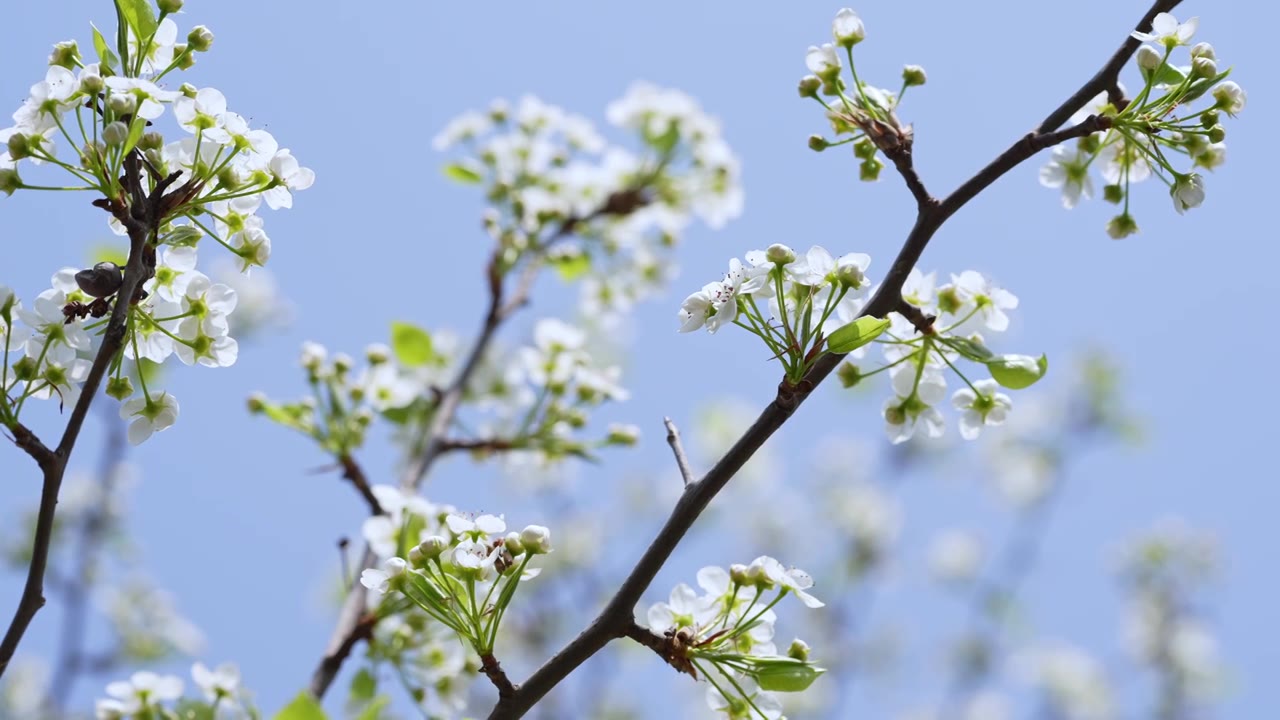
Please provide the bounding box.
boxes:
[1131,12,1198,48]
[1171,173,1205,214]
[1039,146,1093,209]
[883,367,946,444]
[950,271,1019,333]
[952,380,1012,439]
[120,392,180,445]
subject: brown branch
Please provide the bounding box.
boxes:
[883,137,936,212]
[438,438,518,454]
[663,417,694,487]
[0,155,156,678]
[894,299,936,336]
[338,454,384,516]
[487,0,1153,709]
[8,422,55,471]
[1036,0,1182,133]
[480,653,518,699]
[623,621,697,679]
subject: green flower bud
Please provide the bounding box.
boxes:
[102,121,129,147]
[158,0,185,12]
[902,64,927,87]
[164,225,204,247]
[12,356,38,382]
[1107,213,1140,240]
[138,131,165,152]
[519,525,552,555]
[787,639,811,661]
[107,93,136,116]
[1206,125,1225,144]
[0,169,22,197]
[1136,44,1162,71]
[1192,56,1217,80]
[48,41,80,70]
[853,137,876,160]
[1103,184,1124,204]
[750,657,826,692]
[808,135,829,152]
[859,157,883,182]
[418,536,449,560]
[246,392,268,414]
[1190,42,1215,60]
[606,423,640,446]
[797,75,822,98]
[7,133,31,161]
[766,243,796,265]
[837,361,861,388]
[365,343,391,365]
[173,45,195,70]
[1200,110,1220,128]
[187,26,214,52]
[180,82,198,99]
[503,532,525,557]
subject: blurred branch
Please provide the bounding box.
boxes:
[309,191,645,698]
[0,152,157,679]
[663,418,694,487]
[46,415,128,709]
[486,1,1162,713]
[338,454,384,516]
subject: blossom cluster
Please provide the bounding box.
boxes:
[94,664,248,720]
[0,1,311,443]
[433,86,742,324]
[360,494,553,660]
[678,244,1045,443]
[799,9,925,182]
[646,557,825,719]
[1039,12,1244,237]
[252,317,634,472]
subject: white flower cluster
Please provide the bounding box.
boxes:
[1039,12,1244,237]
[646,557,824,719]
[0,7,311,443]
[433,87,742,324]
[678,244,1041,444]
[368,610,477,718]
[799,9,924,183]
[360,496,553,660]
[94,663,247,719]
[254,317,632,471]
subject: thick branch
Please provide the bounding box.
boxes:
[663,417,694,487]
[0,157,154,677]
[489,31,1130,720]
[1036,0,1182,133]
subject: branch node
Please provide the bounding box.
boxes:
[663,417,695,487]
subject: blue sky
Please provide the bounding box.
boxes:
[1,0,1275,717]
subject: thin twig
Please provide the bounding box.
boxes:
[663,418,694,487]
[338,454,384,516]
[486,0,1158,710]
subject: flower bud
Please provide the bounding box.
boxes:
[1206,125,1225,144]
[751,657,826,692]
[766,244,796,265]
[1169,172,1205,215]
[107,93,137,116]
[901,64,927,87]
[6,133,31,161]
[300,342,326,372]
[365,343,391,365]
[804,44,841,83]
[136,131,164,152]
[332,353,354,374]
[1212,81,1246,116]
[488,98,509,123]
[106,376,134,401]
[519,525,552,554]
[1190,42,1215,60]
[729,564,751,585]
[808,135,829,152]
[797,75,821,99]
[1103,184,1124,204]
[102,121,129,147]
[48,41,80,69]
[837,361,861,388]
[503,532,525,556]
[883,404,906,427]
[11,356,38,381]
[1200,110,1219,128]
[80,73,104,94]
[853,137,876,160]
[158,0,184,12]
[187,26,214,52]
[179,82,198,98]
[0,168,21,196]
[418,536,449,560]
[1106,213,1139,240]
[606,423,640,446]
[788,639,811,661]
[173,45,195,70]
[246,392,268,413]
[1135,44,1162,71]
[836,263,865,290]
[986,353,1049,389]
[1192,56,1217,79]
[832,8,865,48]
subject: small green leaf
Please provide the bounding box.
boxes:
[750,657,826,692]
[390,322,436,367]
[942,336,994,362]
[91,23,119,70]
[552,253,591,282]
[115,0,159,49]
[826,316,890,355]
[354,697,390,720]
[121,117,146,157]
[272,692,328,720]
[442,161,484,185]
[1149,62,1187,87]
[172,700,216,720]
[1182,69,1232,103]
[349,668,377,702]
[986,353,1049,390]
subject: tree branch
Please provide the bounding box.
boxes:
[480,653,517,699]
[1036,0,1182,134]
[338,454,384,516]
[486,0,1157,707]
[663,417,694,487]
[0,154,156,678]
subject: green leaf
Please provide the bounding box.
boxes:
[826,316,890,355]
[115,0,159,53]
[121,117,146,158]
[442,161,484,185]
[390,322,436,367]
[172,700,217,720]
[91,23,119,70]
[349,668,377,702]
[986,353,1049,390]
[273,692,328,720]
[354,697,390,720]
[1182,69,1232,103]
[552,253,591,282]
[750,658,826,692]
[942,336,994,362]
[1149,62,1187,87]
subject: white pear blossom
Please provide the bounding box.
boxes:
[1131,12,1198,48]
[120,392,180,445]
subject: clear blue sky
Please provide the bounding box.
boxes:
[1,0,1274,717]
